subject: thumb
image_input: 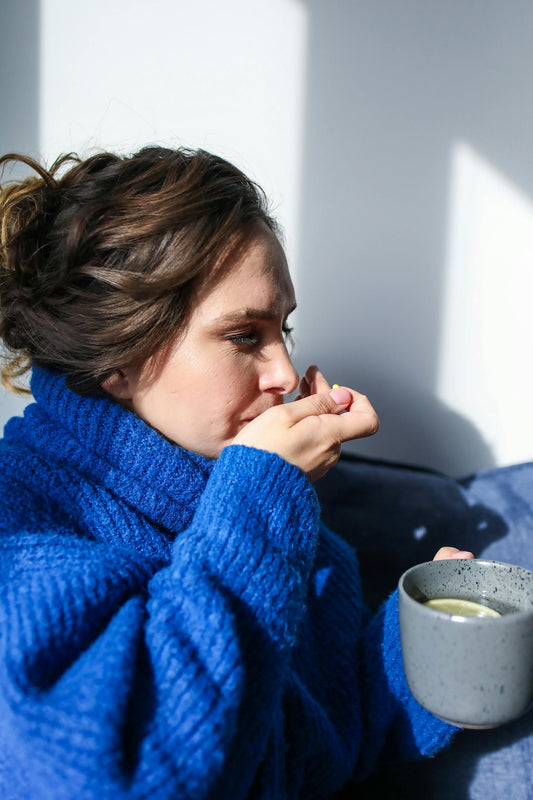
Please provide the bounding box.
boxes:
[283,387,351,424]
[329,386,352,405]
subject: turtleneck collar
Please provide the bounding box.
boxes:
[4,367,219,546]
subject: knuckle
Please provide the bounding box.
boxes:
[311,393,333,416]
[368,412,380,435]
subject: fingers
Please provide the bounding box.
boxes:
[307,365,331,394]
[233,379,378,481]
[331,390,380,441]
[283,387,379,444]
[298,365,331,399]
[433,547,475,561]
[282,388,350,424]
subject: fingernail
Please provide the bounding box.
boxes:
[329,386,351,405]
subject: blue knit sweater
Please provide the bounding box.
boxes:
[0,368,455,799]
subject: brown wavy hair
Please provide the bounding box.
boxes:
[0,146,278,395]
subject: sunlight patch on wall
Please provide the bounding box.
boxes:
[39,0,308,279]
[437,141,533,467]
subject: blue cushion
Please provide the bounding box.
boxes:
[319,454,533,799]
[317,454,533,609]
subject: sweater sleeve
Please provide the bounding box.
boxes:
[354,588,458,781]
[0,445,319,800]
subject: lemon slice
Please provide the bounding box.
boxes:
[424,598,501,618]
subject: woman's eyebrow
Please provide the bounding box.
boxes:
[216,304,297,323]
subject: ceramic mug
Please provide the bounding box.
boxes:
[398,558,533,728]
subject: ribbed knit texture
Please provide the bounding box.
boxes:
[0,367,456,799]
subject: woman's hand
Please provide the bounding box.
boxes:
[233,366,379,482]
[296,364,332,399]
[433,547,475,561]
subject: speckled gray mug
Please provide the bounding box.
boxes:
[398,559,533,729]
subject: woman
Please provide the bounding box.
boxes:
[0,146,471,799]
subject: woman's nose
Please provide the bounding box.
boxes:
[258,342,299,396]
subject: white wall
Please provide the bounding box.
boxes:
[38,0,308,264]
[295,0,533,475]
[1,0,532,476]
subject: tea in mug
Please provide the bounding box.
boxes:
[423,598,501,618]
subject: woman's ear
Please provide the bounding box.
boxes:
[101,369,135,401]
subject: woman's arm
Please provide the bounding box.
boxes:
[354,547,474,781]
[0,446,319,800]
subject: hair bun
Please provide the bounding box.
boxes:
[0,154,62,391]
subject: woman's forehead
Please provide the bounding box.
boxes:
[195,224,295,313]
[199,258,295,319]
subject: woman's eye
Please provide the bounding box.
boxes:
[226,332,259,347]
[283,325,294,350]
[225,324,293,349]
[282,325,294,340]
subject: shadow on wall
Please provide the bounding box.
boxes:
[0,0,40,158]
[0,0,40,430]
[296,0,533,476]
[307,359,496,477]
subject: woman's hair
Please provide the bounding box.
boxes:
[0,146,278,394]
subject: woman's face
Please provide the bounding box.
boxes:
[112,222,299,458]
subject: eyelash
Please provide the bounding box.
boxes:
[283,325,295,351]
[226,325,294,349]
[227,332,259,347]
